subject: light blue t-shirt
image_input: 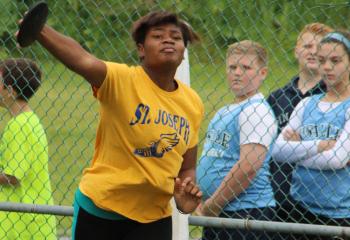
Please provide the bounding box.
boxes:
[292,94,350,218]
[197,94,277,211]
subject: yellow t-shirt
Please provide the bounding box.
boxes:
[80,62,204,223]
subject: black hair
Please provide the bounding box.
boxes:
[0,58,41,101]
[131,11,199,47]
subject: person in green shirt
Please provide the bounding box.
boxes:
[0,58,56,239]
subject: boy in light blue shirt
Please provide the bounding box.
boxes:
[197,40,277,240]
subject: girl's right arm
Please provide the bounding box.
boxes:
[272,98,320,163]
[36,25,107,88]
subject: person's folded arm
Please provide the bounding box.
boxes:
[272,129,320,163]
[299,111,350,170]
[272,97,320,163]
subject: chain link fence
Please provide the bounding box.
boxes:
[0,0,349,239]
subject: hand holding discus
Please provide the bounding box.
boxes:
[17,1,49,48]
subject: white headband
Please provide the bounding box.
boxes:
[322,32,350,52]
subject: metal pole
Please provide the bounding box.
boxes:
[189,216,350,238]
[1,202,350,238]
[0,202,73,216]
[173,48,191,240]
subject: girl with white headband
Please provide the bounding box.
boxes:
[272,31,350,240]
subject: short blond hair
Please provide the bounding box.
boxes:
[227,40,268,67]
[296,23,333,46]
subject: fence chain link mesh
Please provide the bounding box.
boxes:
[0,0,349,239]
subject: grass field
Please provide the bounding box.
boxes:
[0,57,297,237]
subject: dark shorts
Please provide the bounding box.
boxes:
[272,199,350,240]
[270,161,295,221]
[288,202,350,240]
[72,205,172,240]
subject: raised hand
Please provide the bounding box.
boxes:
[16,1,49,48]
